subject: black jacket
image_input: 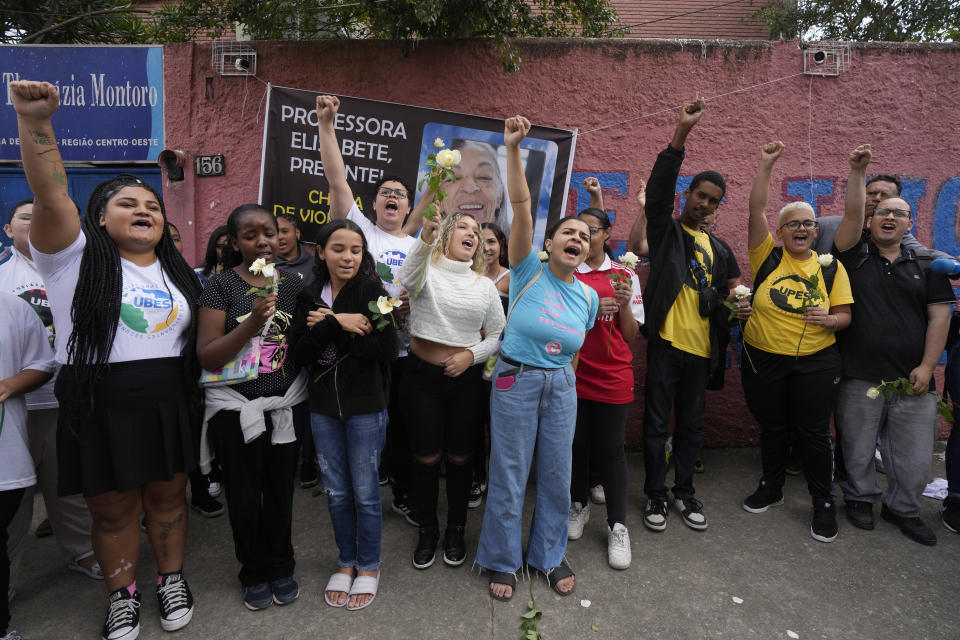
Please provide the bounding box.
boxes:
[277,242,316,287]
[290,276,398,417]
[643,144,733,378]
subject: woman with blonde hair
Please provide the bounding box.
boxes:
[399,211,505,570]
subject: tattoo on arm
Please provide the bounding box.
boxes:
[27,128,54,146]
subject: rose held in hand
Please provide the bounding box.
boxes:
[734,284,751,299]
[376,295,402,315]
[436,149,461,169]
[249,258,267,275]
[817,254,834,267]
[618,251,639,269]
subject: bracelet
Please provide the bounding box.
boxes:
[510,196,530,205]
[831,315,839,332]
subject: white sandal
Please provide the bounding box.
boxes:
[346,568,380,611]
[67,551,103,580]
[323,572,354,608]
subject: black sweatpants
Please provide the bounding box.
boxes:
[571,399,629,527]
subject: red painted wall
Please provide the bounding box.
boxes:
[160,38,960,446]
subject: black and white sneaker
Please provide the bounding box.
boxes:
[742,481,784,514]
[674,497,708,530]
[391,497,422,527]
[468,482,483,509]
[102,588,141,640]
[810,500,839,543]
[642,499,668,532]
[156,572,195,632]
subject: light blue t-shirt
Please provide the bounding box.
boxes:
[501,248,598,368]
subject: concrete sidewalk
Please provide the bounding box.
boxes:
[9,446,958,639]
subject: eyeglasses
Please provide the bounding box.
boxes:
[378,187,409,199]
[779,219,818,230]
[587,226,601,234]
[874,208,911,219]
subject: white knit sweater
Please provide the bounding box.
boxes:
[399,236,506,364]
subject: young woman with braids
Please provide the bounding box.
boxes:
[11,80,200,640]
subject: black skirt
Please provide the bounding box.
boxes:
[56,357,197,498]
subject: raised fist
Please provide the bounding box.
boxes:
[10,81,60,121]
[583,176,601,197]
[315,95,340,127]
[679,99,706,128]
[761,140,785,163]
[503,115,531,147]
[848,144,872,170]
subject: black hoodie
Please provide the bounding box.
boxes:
[277,242,316,286]
[290,275,398,417]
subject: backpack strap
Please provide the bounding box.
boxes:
[753,246,783,290]
[506,269,542,320]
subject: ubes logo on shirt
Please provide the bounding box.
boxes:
[120,286,179,334]
[769,275,817,314]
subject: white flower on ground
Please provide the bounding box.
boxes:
[260,263,276,279]
[433,137,445,149]
[817,253,834,267]
[249,258,267,275]
[866,387,880,399]
[436,148,461,169]
[537,250,549,261]
[376,296,402,315]
[618,251,639,268]
[733,284,752,299]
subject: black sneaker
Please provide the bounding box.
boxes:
[467,482,483,509]
[413,527,440,569]
[844,500,874,530]
[810,500,838,543]
[300,462,319,489]
[881,503,937,546]
[391,498,422,527]
[742,481,784,514]
[673,496,708,530]
[442,525,466,566]
[102,587,141,640]
[942,497,960,534]
[642,499,668,532]
[191,493,225,518]
[156,571,194,632]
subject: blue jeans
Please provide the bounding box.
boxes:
[476,360,577,574]
[311,410,388,571]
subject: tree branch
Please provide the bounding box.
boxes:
[22,7,153,43]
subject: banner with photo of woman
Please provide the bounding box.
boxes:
[258,84,577,246]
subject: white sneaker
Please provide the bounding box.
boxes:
[568,502,590,540]
[607,523,631,570]
[590,484,606,504]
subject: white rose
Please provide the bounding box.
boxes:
[436,148,459,169]
[866,387,880,399]
[260,263,276,279]
[433,137,445,149]
[817,254,834,267]
[249,257,266,275]
[537,250,549,261]
[377,295,402,315]
[733,284,752,299]
[618,251,639,268]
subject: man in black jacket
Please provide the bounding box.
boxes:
[639,100,748,533]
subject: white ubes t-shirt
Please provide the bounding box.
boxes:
[30,232,192,365]
[0,292,55,489]
[0,248,58,409]
[347,203,415,354]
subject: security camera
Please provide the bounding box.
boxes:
[234,57,250,71]
[813,50,826,64]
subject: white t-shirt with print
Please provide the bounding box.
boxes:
[0,292,56,489]
[0,248,58,408]
[30,232,192,365]
[347,203,415,354]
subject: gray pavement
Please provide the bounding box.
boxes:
[9,446,958,640]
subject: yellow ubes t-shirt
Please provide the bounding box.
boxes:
[744,233,854,356]
[659,224,712,358]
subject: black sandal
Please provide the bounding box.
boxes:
[488,571,517,601]
[544,560,575,597]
